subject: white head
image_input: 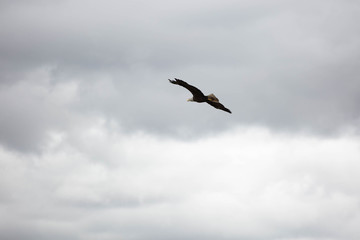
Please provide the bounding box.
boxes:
[187,97,194,102]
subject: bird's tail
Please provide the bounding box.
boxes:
[206,93,219,102]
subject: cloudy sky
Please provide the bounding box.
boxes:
[1,0,360,239]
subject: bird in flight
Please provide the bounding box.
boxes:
[169,78,232,114]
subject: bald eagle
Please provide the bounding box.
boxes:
[169,78,232,114]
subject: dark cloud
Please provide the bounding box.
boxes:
[0,75,80,152]
[1,0,360,151]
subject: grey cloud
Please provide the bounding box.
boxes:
[0,73,81,152]
[0,0,360,152]
[0,224,78,240]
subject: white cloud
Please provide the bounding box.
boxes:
[1,124,359,239]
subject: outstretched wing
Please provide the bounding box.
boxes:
[168,78,205,98]
[206,100,232,114]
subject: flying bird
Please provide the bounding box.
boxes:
[169,78,232,114]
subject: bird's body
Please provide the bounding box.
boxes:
[169,78,232,114]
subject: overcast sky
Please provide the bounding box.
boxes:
[1,0,360,239]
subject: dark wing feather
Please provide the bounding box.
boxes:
[206,100,232,114]
[168,78,205,98]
